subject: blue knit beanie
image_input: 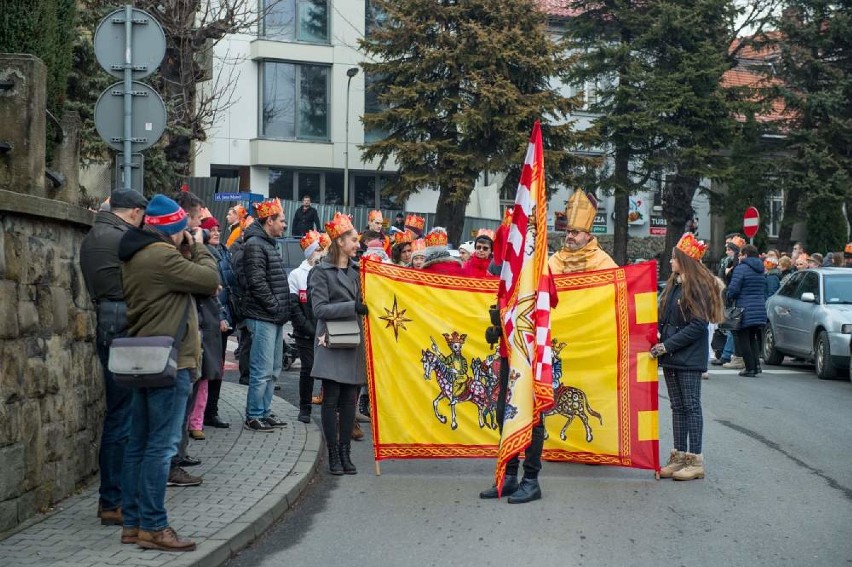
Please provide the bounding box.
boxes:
[145,194,188,235]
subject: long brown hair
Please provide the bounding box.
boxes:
[327,229,356,265]
[661,247,725,324]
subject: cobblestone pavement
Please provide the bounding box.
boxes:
[0,382,322,567]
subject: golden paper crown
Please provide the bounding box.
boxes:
[443,331,467,346]
[676,232,708,261]
[319,232,331,249]
[368,210,383,223]
[325,212,355,240]
[423,227,448,249]
[233,204,248,220]
[728,235,746,249]
[405,214,426,235]
[411,239,426,254]
[394,229,415,245]
[300,230,322,251]
[476,228,496,241]
[564,189,597,232]
[254,198,283,219]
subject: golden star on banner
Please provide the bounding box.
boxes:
[379,295,413,341]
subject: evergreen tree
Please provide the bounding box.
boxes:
[359,0,585,245]
[771,1,852,250]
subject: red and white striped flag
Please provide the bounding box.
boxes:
[495,121,557,495]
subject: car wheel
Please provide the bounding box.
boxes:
[762,325,785,366]
[815,330,838,380]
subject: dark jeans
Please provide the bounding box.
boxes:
[662,367,703,454]
[122,369,192,531]
[95,301,131,509]
[735,325,762,372]
[295,336,315,412]
[495,356,544,480]
[95,340,132,510]
[172,377,199,467]
[320,380,359,446]
[238,325,252,384]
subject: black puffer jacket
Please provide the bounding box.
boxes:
[241,221,290,324]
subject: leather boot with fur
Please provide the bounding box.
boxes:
[659,449,687,479]
[672,452,704,481]
[137,527,196,552]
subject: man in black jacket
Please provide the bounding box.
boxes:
[290,195,321,237]
[79,188,148,526]
[242,199,290,431]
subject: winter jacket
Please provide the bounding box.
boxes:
[657,279,711,372]
[207,243,237,328]
[291,206,321,237]
[765,267,782,299]
[80,210,136,303]
[241,221,290,324]
[288,259,318,340]
[727,256,768,328]
[461,255,495,278]
[421,253,464,275]
[118,228,220,370]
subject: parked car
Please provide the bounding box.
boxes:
[763,268,852,379]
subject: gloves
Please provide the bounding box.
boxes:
[355,301,369,316]
[485,325,502,346]
[489,305,501,327]
[649,343,667,358]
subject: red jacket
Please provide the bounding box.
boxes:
[421,257,464,276]
[461,255,494,278]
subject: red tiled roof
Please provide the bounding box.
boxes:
[535,0,582,18]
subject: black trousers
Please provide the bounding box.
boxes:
[238,325,252,383]
[496,356,544,479]
[295,336,315,412]
[320,380,359,446]
[735,325,762,373]
[204,334,228,419]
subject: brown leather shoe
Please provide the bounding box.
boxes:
[121,527,139,544]
[351,421,364,441]
[98,505,122,526]
[137,527,196,552]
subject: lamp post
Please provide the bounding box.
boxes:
[343,66,359,208]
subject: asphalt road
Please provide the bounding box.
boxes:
[224,354,852,567]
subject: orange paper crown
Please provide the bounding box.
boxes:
[254,198,283,219]
[368,210,383,222]
[325,212,355,240]
[676,232,708,261]
[476,228,495,240]
[394,229,415,245]
[232,204,248,220]
[423,227,448,249]
[443,331,467,346]
[411,239,426,254]
[300,230,323,251]
[405,214,426,235]
[319,232,331,249]
[728,235,746,249]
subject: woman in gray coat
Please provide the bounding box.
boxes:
[311,215,368,475]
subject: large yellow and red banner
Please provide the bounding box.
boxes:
[362,259,660,471]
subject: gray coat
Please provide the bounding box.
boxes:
[309,258,366,385]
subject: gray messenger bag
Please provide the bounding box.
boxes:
[108,300,191,388]
[325,319,361,349]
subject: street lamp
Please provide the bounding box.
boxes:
[343,66,359,208]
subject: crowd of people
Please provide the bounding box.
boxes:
[80,183,852,548]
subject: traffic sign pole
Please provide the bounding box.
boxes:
[123,4,133,190]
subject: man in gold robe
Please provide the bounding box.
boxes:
[548,190,617,274]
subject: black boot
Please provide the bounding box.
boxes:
[298,406,311,424]
[339,442,357,475]
[507,477,541,504]
[358,393,371,418]
[479,475,519,499]
[327,444,343,476]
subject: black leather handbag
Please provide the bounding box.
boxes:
[719,306,744,331]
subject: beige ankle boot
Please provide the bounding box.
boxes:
[672,453,704,480]
[659,449,687,478]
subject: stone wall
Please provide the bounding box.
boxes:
[0,54,98,534]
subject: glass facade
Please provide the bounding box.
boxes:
[263,0,329,43]
[261,61,329,140]
[268,168,397,209]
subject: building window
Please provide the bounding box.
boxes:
[354,175,377,208]
[269,169,294,200]
[325,171,344,206]
[365,0,387,37]
[298,172,321,202]
[768,189,783,238]
[263,0,329,44]
[261,61,330,140]
[364,72,389,143]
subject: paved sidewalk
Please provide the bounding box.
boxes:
[0,382,322,567]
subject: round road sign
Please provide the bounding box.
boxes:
[94,81,167,152]
[743,207,760,239]
[94,8,166,80]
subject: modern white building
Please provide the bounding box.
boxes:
[195,0,711,242]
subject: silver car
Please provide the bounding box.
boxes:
[763,268,852,379]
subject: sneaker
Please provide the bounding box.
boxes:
[177,455,201,467]
[262,414,287,428]
[722,356,745,369]
[167,467,202,487]
[355,411,371,423]
[710,358,728,366]
[297,408,311,423]
[244,418,275,432]
[701,372,710,380]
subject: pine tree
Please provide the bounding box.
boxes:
[771,1,852,251]
[359,0,585,245]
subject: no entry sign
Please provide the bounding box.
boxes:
[743,207,760,239]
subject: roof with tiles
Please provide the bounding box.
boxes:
[535,0,582,18]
